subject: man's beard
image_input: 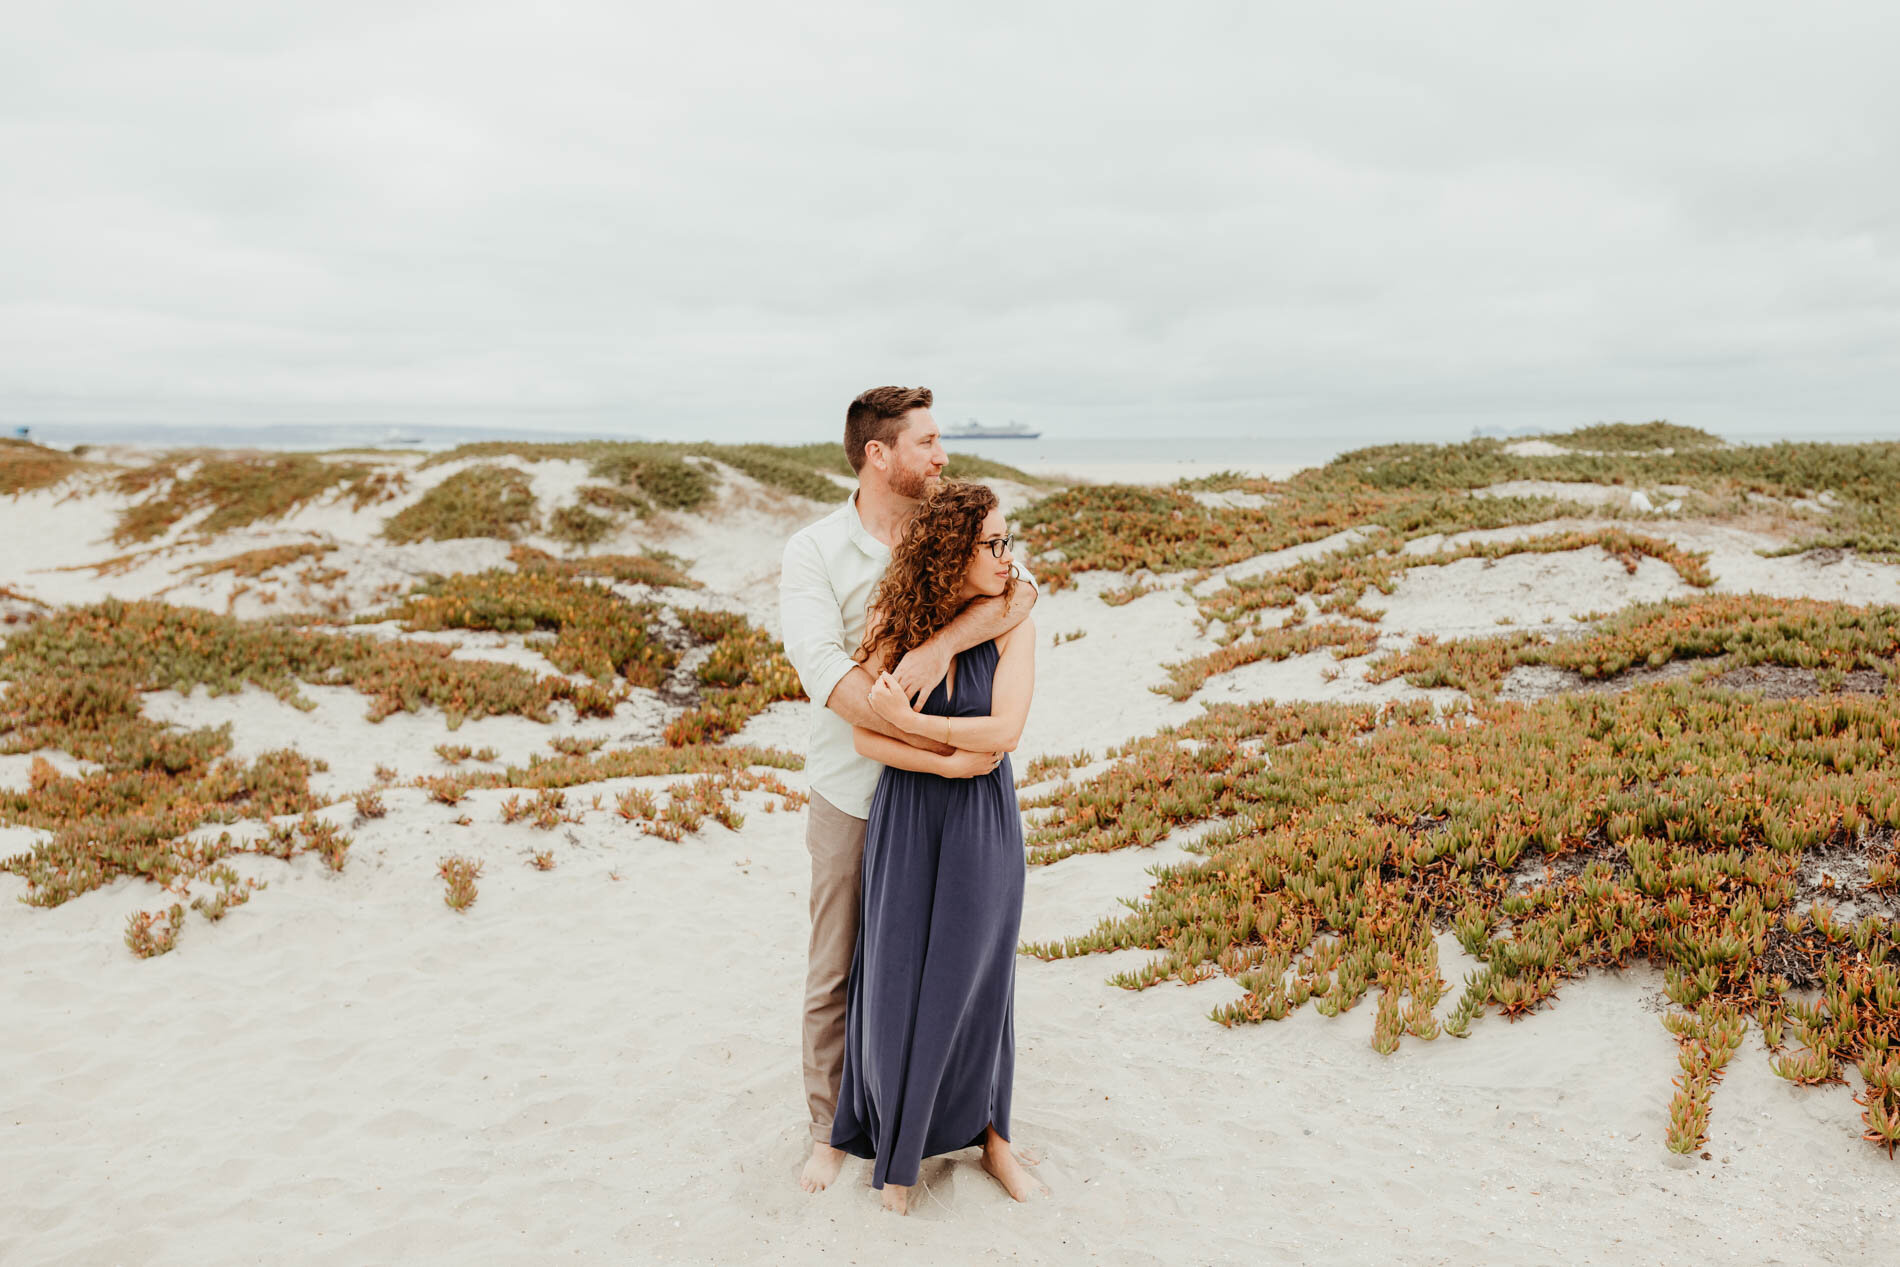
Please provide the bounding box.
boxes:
[890,465,938,501]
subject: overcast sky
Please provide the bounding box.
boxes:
[4,1,1897,445]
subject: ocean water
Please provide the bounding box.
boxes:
[12,421,1357,472]
[13,419,1891,476]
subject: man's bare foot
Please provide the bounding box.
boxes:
[880,1183,911,1215]
[981,1126,1046,1202]
[800,1143,846,1194]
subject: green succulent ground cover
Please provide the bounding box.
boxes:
[382,569,675,686]
[0,578,804,918]
[418,439,1043,506]
[1022,594,1900,1156]
[69,439,1042,555]
[383,464,539,543]
[1543,422,1725,451]
[1367,594,1900,698]
[1018,425,1900,597]
[1025,423,1900,701]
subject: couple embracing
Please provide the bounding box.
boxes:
[778,385,1045,1215]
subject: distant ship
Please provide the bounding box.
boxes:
[942,418,1041,440]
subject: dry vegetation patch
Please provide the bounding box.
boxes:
[112,452,405,544]
[509,543,698,590]
[180,542,337,581]
[1,437,88,495]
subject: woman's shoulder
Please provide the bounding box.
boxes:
[994,616,1036,656]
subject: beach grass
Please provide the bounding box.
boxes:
[1,437,89,495]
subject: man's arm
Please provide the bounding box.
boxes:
[779,533,951,751]
[890,576,1039,703]
[826,664,953,751]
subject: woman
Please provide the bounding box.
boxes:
[829,481,1042,1214]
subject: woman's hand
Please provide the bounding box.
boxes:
[938,748,1005,779]
[868,671,919,730]
[891,641,951,705]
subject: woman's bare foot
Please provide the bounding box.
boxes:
[800,1143,846,1194]
[980,1126,1046,1202]
[880,1183,911,1215]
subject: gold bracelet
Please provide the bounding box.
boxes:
[944,716,951,747]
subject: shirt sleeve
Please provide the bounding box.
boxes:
[1014,554,1039,592]
[778,531,857,711]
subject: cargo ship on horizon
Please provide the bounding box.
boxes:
[942,418,1041,440]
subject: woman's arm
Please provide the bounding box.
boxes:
[852,727,1004,778]
[869,619,1036,752]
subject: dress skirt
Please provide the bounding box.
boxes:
[828,639,1027,1189]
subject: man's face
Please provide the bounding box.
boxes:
[877,407,947,500]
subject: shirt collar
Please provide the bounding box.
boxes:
[844,489,889,559]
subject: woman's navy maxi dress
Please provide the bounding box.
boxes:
[828,639,1026,1189]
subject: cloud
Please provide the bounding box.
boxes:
[3,0,1897,442]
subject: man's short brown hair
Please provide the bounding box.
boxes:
[844,385,932,473]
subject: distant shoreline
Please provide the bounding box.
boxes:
[11,422,1895,492]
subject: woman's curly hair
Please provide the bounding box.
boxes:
[855,481,1014,671]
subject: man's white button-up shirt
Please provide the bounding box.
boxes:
[778,490,1033,820]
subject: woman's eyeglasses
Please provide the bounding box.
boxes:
[977,534,1014,559]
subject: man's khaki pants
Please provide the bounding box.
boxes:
[803,792,868,1144]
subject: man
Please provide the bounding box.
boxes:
[778,385,1037,1194]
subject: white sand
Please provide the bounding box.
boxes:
[5,462,1900,1265]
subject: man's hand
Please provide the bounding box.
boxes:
[940,749,1005,779]
[868,672,917,730]
[891,640,952,706]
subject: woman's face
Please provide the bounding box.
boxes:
[962,507,1013,599]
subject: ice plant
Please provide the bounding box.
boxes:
[438,856,482,911]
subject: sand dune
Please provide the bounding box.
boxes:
[4,450,1898,1265]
